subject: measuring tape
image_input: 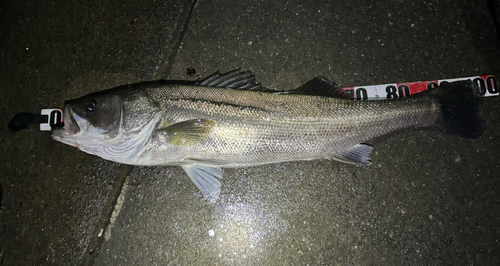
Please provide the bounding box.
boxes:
[343,75,497,100]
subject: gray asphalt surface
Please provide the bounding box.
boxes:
[1,0,500,265]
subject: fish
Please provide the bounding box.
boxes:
[51,70,484,200]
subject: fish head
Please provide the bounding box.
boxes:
[51,87,163,163]
[51,90,125,149]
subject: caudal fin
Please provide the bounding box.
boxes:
[431,80,484,138]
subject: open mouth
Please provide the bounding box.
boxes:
[64,105,81,135]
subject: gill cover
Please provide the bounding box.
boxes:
[67,92,123,138]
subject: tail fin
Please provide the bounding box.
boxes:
[431,80,484,138]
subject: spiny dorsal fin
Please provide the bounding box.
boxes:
[195,69,275,92]
[290,77,353,99]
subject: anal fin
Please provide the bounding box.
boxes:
[181,165,222,201]
[332,144,373,165]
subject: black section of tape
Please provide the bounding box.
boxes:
[8,113,48,132]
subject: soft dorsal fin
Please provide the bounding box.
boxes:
[195,69,275,92]
[290,77,353,99]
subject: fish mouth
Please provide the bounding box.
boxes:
[63,105,81,136]
[50,104,81,146]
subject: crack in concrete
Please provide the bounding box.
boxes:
[157,0,198,80]
[81,165,133,266]
[488,0,500,44]
[81,1,198,265]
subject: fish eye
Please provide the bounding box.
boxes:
[85,99,97,112]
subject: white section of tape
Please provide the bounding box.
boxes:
[40,109,63,131]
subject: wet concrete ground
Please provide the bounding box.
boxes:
[1,0,500,265]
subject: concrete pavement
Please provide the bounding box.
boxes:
[1,0,500,265]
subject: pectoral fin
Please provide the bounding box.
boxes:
[181,165,222,201]
[155,119,214,146]
[332,144,373,165]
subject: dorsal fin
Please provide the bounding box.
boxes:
[290,77,353,99]
[195,69,274,92]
